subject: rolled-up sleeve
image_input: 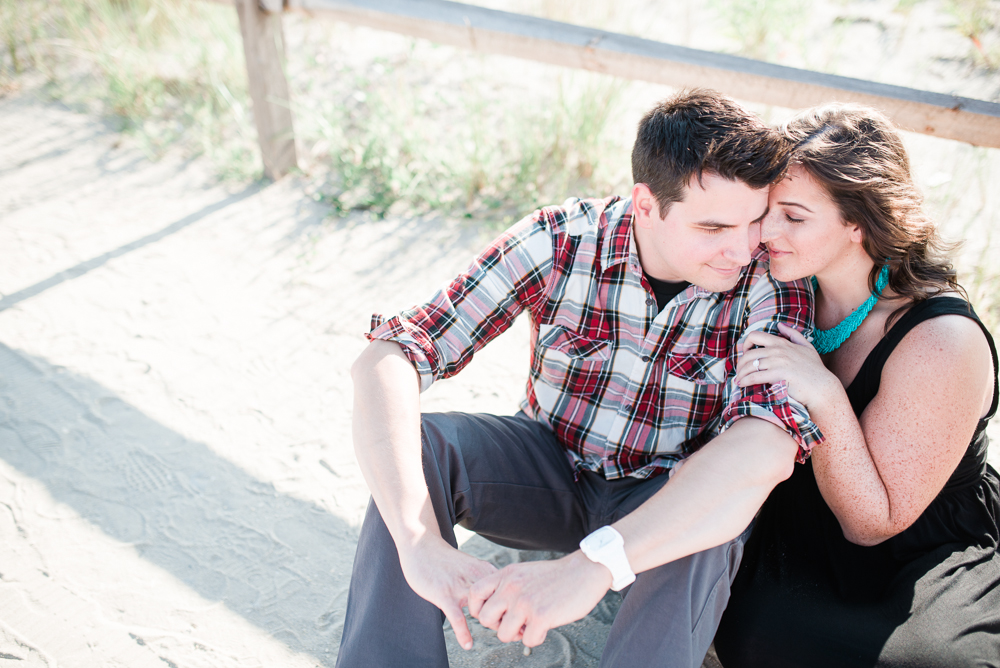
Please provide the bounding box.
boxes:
[367,211,555,392]
[718,264,824,462]
[367,311,440,392]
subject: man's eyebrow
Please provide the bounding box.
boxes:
[777,201,814,213]
[692,220,736,228]
[692,207,769,228]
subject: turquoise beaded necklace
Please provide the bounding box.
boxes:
[810,264,890,354]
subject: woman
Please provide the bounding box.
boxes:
[713,105,1000,667]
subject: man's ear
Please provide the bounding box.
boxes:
[631,183,658,229]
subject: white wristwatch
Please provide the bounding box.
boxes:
[579,526,636,591]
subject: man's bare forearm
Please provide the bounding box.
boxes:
[352,340,500,650]
[467,417,800,646]
[614,417,798,573]
[351,339,441,551]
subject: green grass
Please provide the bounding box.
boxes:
[1,0,998,322]
[1,0,258,178]
[947,0,1000,70]
[291,44,631,224]
[0,1,631,222]
[708,0,809,60]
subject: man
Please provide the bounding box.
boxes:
[336,89,821,668]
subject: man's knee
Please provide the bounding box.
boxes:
[418,412,459,457]
[418,412,493,472]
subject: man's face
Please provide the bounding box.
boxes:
[632,173,769,293]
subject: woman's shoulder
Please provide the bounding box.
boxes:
[881,296,994,412]
[889,296,987,356]
[890,294,988,349]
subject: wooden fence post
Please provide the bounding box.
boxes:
[235,0,298,180]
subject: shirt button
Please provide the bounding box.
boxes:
[641,355,651,362]
[646,298,655,306]
[695,371,706,380]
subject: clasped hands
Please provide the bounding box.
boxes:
[398,535,613,651]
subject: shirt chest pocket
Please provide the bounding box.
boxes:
[536,325,611,394]
[663,353,729,386]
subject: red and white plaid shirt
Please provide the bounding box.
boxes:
[369,196,822,479]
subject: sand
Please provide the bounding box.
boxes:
[0,91,636,668]
[0,90,995,667]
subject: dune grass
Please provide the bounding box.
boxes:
[293,57,631,223]
[1,0,998,328]
[0,0,258,178]
[947,0,1000,70]
[0,0,631,221]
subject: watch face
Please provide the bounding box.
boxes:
[589,526,618,550]
[592,534,613,550]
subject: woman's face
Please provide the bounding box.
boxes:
[761,163,861,282]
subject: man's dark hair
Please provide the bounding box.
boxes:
[631,89,786,214]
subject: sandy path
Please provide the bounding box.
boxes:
[1,92,995,667]
[0,92,637,668]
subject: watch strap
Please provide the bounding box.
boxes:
[579,526,636,591]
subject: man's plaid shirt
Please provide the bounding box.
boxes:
[369,196,823,480]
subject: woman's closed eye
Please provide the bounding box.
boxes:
[784,213,804,223]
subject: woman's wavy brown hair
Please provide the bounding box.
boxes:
[781,104,963,324]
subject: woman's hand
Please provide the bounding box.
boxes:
[735,322,841,410]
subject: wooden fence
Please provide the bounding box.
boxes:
[224,0,1000,180]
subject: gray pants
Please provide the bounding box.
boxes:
[336,412,749,668]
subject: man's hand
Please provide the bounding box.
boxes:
[467,551,611,648]
[397,535,499,651]
[353,341,497,650]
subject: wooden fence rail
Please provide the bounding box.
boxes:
[225,0,1000,179]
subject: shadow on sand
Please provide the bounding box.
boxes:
[0,342,357,666]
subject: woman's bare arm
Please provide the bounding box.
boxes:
[811,315,992,544]
[738,316,993,545]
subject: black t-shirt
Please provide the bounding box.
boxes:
[644,273,690,312]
